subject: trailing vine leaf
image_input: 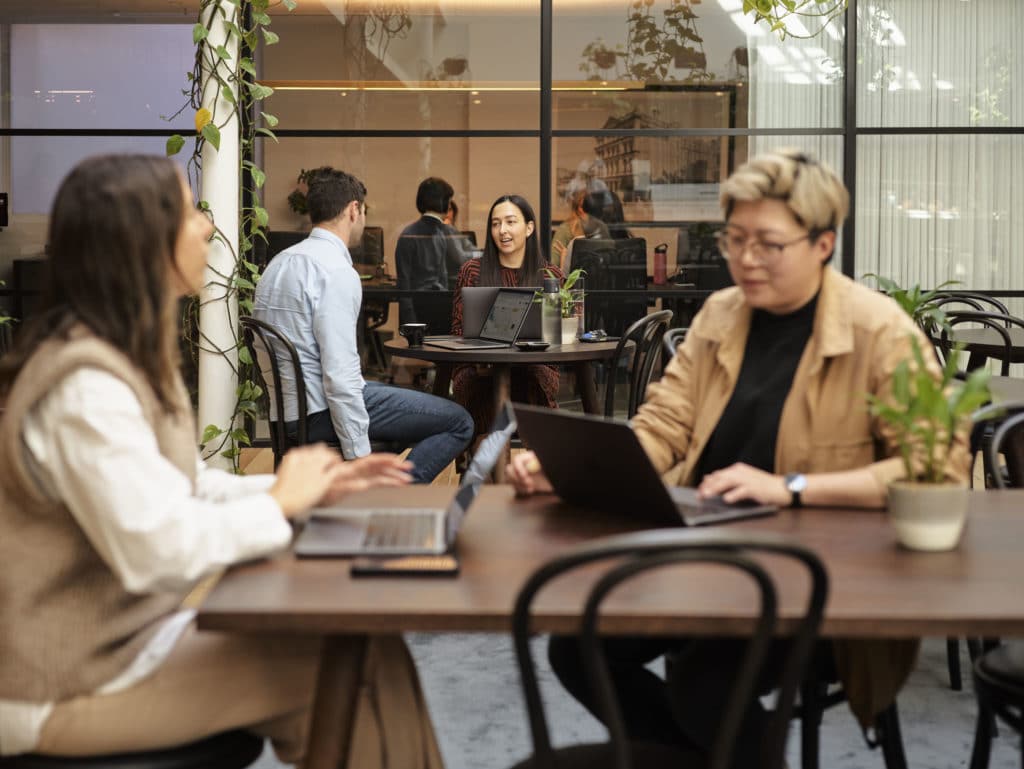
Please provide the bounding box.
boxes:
[194,107,213,132]
[166,134,186,156]
[193,23,209,43]
[201,122,221,151]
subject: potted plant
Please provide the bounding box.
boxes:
[543,267,586,344]
[864,274,958,337]
[866,335,991,551]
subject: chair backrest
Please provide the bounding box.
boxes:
[662,326,688,362]
[932,291,1011,318]
[604,309,673,418]
[240,316,308,468]
[938,310,1024,376]
[512,529,828,769]
[987,407,1024,489]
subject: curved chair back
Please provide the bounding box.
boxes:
[987,409,1024,489]
[511,529,828,769]
[661,326,688,362]
[938,310,1024,376]
[240,316,308,468]
[604,310,673,418]
[932,291,1011,318]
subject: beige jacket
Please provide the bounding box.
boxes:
[633,268,970,727]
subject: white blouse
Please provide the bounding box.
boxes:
[0,367,292,754]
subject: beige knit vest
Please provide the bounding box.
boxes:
[0,327,197,702]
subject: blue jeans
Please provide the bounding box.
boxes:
[303,382,473,484]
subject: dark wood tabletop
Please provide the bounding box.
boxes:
[384,336,623,365]
[948,326,1024,366]
[199,485,1024,640]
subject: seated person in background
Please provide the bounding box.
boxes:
[589,187,631,239]
[551,182,610,271]
[0,154,443,767]
[509,148,970,765]
[451,194,563,433]
[395,176,473,332]
[255,167,473,483]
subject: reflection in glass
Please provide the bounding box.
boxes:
[856,135,1024,292]
[262,5,540,130]
[857,0,1024,128]
[553,0,843,130]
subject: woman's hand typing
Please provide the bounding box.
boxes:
[507,450,554,497]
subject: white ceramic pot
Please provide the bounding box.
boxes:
[561,317,579,345]
[887,480,969,551]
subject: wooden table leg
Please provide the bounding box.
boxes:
[431,362,453,398]
[305,634,369,769]
[492,365,512,482]
[575,361,601,415]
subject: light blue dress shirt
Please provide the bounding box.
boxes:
[253,227,371,458]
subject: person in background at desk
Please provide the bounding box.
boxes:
[0,154,444,768]
[452,194,564,433]
[395,177,474,333]
[551,182,610,271]
[509,148,971,766]
[255,167,473,483]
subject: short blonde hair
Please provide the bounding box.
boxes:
[719,148,849,234]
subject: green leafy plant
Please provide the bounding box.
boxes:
[867,336,990,484]
[286,168,314,215]
[743,0,846,40]
[165,0,294,469]
[543,267,586,319]
[864,274,959,338]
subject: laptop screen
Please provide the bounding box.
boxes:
[444,403,517,543]
[479,289,534,342]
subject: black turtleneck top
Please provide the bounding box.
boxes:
[696,292,819,482]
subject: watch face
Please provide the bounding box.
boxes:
[786,473,808,493]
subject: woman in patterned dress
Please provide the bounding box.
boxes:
[450,194,563,432]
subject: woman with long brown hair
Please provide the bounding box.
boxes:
[0,154,443,767]
[450,194,563,432]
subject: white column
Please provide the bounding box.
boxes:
[198,1,240,469]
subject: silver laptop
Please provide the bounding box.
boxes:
[294,403,517,557]
[424,288,534,350]
[513,404,777,527]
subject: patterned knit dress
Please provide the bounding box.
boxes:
[450,259,564,433]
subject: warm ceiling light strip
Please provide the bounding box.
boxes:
[260,79,638,92]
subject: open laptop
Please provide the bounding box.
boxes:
[294,403,517,557]
[513,404,777,527]
[424,287,534,350]
[456,286,543,340]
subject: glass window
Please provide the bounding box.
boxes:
[263,5,540,130]
[8,24,194,130]
[856,134,1024,290]
[858,0,1024,128]
[552,0,844,130]
[260,135,539,272]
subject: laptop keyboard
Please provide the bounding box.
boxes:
[363,509,438,549]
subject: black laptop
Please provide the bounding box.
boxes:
[424,287,534,350]
[294,403,517,556]
[513,404,777,526]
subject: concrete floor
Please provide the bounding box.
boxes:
[253,635,1018,769]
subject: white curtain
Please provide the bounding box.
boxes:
[856,0,1024,307]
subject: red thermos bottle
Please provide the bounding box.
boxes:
[653,242,668,285]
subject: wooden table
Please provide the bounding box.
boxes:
[199,486,1024,768]
[384,337,624,480]
[948,326,1024,371]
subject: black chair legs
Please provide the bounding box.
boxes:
[969,698,995,769]
[949,637,964,690]
[874,703,909,769]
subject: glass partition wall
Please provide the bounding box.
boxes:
[0,0,1022,319]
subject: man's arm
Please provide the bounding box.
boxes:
[313,265,371,458]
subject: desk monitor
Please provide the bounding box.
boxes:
[569,237,648,336]
[350,226,385,270]
[266,230,307,260]
[676,224,732,290]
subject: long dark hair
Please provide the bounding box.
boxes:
[479,194,548,286]
[0,154,185,413]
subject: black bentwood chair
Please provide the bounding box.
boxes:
[603,310,673,419]
[661,326,688,363]
[0,731,263,769]
[507,529,828,769]
[969,410,1024,769]
[241,316,404,468]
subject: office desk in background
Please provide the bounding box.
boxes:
[199,486,1024,769]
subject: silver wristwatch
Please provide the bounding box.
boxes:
[784,472,807,508]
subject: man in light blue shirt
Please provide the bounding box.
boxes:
[254,167,473,483]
